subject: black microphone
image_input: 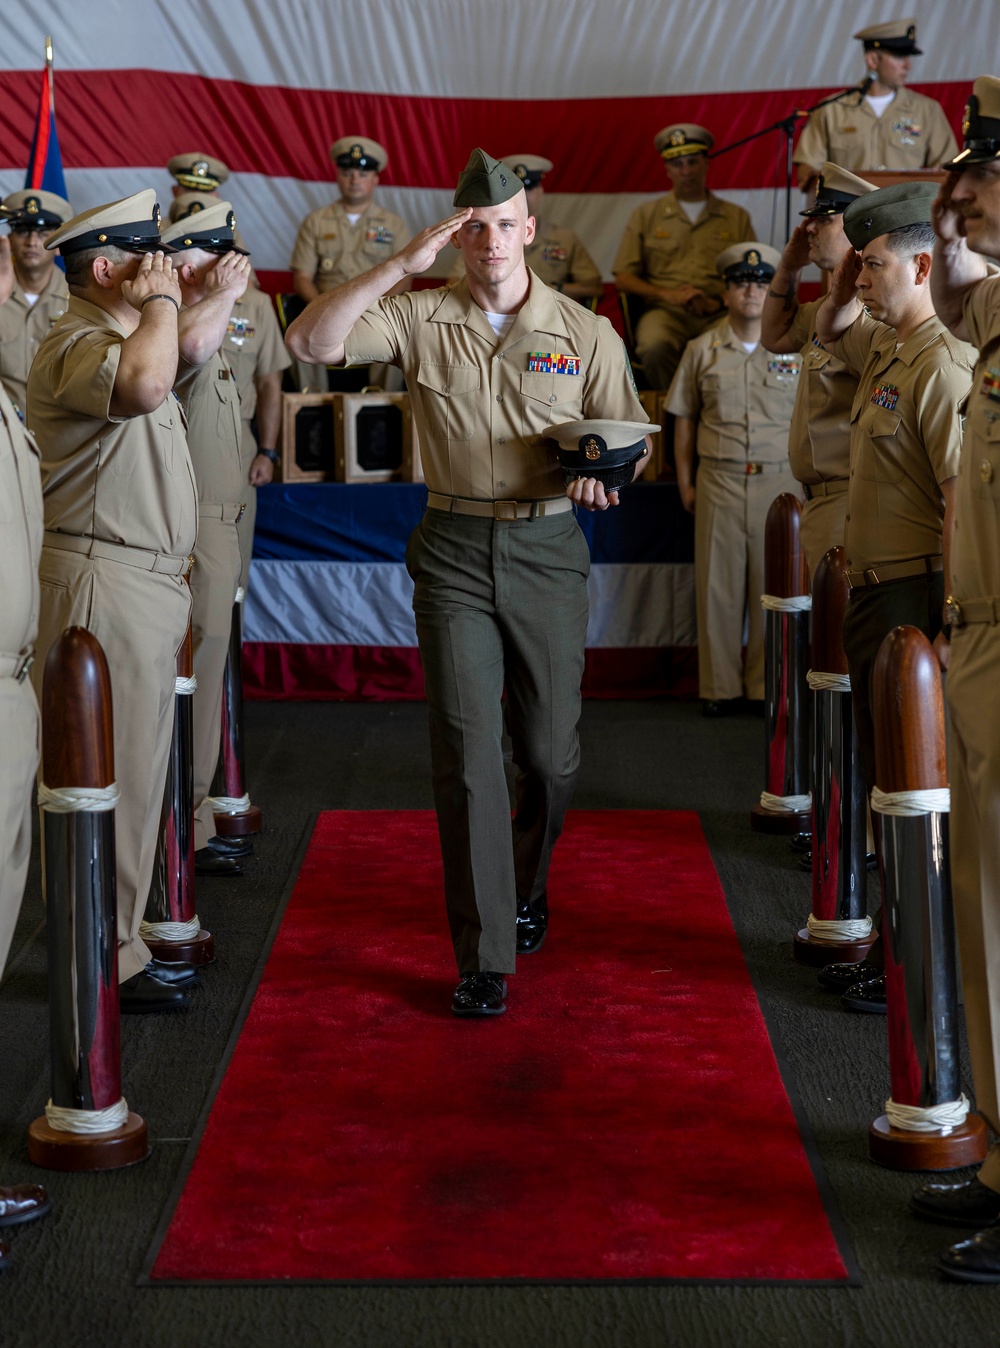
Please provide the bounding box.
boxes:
[854,73,876,101]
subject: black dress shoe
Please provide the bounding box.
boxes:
[789,832,812,854]
[194,847,243,877]
[817,960,881,992]
[0,1184,51,1229]
[912,1177,1000,1228]
[144,959,201,986]
[452,972,507,1017]
[120,971,193,1014]
[701,698,739,718]
[516,893,548,954]
[841,972,887,1014]
[940,1226,1000,1282]
[206,834,253,859]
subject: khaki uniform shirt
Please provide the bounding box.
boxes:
[794,87,958,175]
[952,276,1000,602]
[27,297,197,557]
[664,321,800,464]
[0,269,69,412]
[613,192,753,305]
[832,312,972,573]
[222,288,291,451]
[450,225,602,293]
[785,297,861,484]
[343,271,645,500]
[0,384,42,658]
[290,201,411,294]
[174,347,245,508]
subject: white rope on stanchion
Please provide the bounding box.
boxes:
[807,670,852,693]
[206,792,251,815]
[37,783,121,814]
[806,913,874,940]
[234,586,245,604]
[885,1094,970,1135]
[760,790,812,813]
[45,1096,129,1135]
[871,786,951,817]
[174,674,197,695]
[761,594,812,612]
[139,916,203,942]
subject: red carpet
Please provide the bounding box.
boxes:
[147,811,852,1284]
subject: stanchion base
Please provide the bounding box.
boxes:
[145,929,215,966]
[214,805,262,838]
[27,1112,149,1172]
[750,805,812,835]
[793,928,876,967]
[868,1112,989,1171]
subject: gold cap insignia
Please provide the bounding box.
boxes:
[228,209,237,229]
[515,164,527,179]
[26,198,39,214]
[907,24,915,40]
[351,144,363,160]
[189,200,204,213]
[192,160,209,178]
[670,129,686,146]
[963,97,977,138]
[746,250,760,266]
[154,205,162,229]
[584,438,601,461]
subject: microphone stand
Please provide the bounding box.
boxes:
[710,79,874,241]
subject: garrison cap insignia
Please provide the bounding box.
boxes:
[863,217,873,230]
[583,436,604,461]
[981,459,994,484]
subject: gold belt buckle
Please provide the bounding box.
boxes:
[746,463,762,476]
[16,654,34,684]
[236,503,247,524]
[944,595,963,628]
[184,554,196,576]
[494,500,518,520]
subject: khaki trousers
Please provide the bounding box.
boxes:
[191,516,243,851]
[0,676,39,975]
[235,423,257,592]
[635,306,725,391]
[406,508,590,975]
[946,623,1000,1190]
[800,483,849,583]
[694,461,800,701]
[33,549,191,981]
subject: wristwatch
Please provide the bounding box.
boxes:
[258,449,280,465]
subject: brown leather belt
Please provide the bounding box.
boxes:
[426,492,573,520]
[0,649,34,682]
[43,531,195,576]
[945,595,1000,628]
[707,460,788,476]
[847,555,944,590]
[198,503,246,524]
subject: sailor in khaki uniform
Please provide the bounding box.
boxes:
[0,190,72,412]
[27,190,201,1013]
[911,78,1000,1279]
[794,19,958,192]
[449,155,602,301]
[614,124,754,389]
[170,194,290,586]
[762,164,876,576]
[160,203,253,877]
[286,148,649,1017]
[666,244,800,713]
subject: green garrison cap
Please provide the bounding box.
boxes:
[453,149,523,208]
[842,181,937,249]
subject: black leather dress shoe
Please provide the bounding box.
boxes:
[516,893,548,954]
[452,972,507,1017]
[194,847,243,877]
[817,960,881,992]
[912,1177,1000,1228]
[206,834,253,859]
[940,1226,1000,1281]
[701,698,739,718]
[841,972,887,1013]
[144,959,201,986]
[0,1184,51,1229]
[120,971,193,1014]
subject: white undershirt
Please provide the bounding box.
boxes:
[865,91,896,119]
[741,340,758,354]
[679,199,706,223]
[483,310,516,340]
[345,212,362,226]
[22,292,39,306]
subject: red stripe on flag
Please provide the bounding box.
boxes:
[0,69,967,193]
[26,67,51,190]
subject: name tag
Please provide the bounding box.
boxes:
[870,381,899,410]
[981,367,1000,403]
[218,368,231,381]
[528,352,580,375]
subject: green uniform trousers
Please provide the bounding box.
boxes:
[406,507,590,975]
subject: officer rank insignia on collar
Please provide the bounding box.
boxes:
[871,381,900,410]
[528,352,581,375]
[767,356,799,378]
[981,368,1000,403]
[365,224,394,245]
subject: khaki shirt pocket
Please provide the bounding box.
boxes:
[857,405,904,482]
[519,372,584,430]
[416,363,481,441]
[156,413,179,474]
[702,371,745,425]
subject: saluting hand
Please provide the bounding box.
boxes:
[932,173,967,245]
[203,251,253,301]
[781,223,812,272]
[397,210,474,277]
[828,248,863,308]
[121,250,182,313]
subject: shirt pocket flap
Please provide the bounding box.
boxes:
[416,363,481,397]
[520,372,582,406]
[869,407,902,439]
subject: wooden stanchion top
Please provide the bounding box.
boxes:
[872,624,946,792]
[42,627,115,789]
[764,493,809,597]
[811,546,850,675]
